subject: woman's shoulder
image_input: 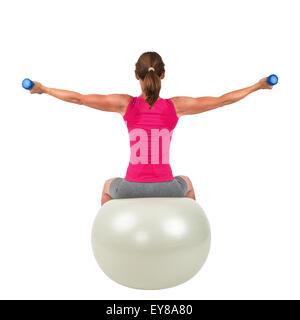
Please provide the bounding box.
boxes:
[165,97,180,119]
[123,94,135,104]
[120,95,135,117]
[166,97,188,118]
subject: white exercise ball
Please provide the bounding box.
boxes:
[91,197,211,290]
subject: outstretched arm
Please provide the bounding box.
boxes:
[29,82,132,116]
[171,77,274,117]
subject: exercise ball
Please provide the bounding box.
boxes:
[91,197,211,290]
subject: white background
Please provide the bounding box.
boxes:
[0,0,299,300]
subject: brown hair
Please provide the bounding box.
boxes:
[135,51,165,109]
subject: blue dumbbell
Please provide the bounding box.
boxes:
[267,74,278,86]
[22,78,34,90]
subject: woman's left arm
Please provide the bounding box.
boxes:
[171,77,274,117]
[30,81,131,115]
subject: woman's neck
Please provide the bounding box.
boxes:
[139,94,161,99]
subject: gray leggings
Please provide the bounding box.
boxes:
[109,176,188,199]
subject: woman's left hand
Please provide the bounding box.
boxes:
[257,77,273,90]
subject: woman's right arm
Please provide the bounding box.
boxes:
[29,81,131,115]
[171,77,274,118]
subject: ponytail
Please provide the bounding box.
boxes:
[135,52,165,109]
[143,68,161,109]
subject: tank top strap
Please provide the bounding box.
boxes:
[165,98,179,121]
[123,96,136,121]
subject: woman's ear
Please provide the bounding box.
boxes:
[161,71,165,80]
[135,71,139,80]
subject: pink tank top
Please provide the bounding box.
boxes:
[123,96,179,182]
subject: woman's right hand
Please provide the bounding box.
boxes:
[29,81,44,94]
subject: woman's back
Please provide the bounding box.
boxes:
[123,96,179,182]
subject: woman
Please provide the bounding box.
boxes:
[29,51,273,205]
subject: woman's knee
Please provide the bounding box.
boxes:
[178,175,194,194]
[102,177,119,196]
[179,175,193,187]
